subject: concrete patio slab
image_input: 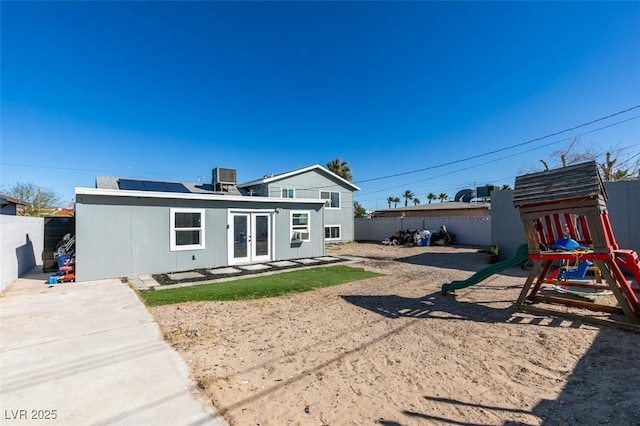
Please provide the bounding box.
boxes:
[237,264,271,271]
[0,268,226,426]
[268,260,299,267]
[167,271,205,281]
[295,258,320,264]
[314,256,341,262]
[209,267,242,275]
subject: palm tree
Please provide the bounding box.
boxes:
[613,169,629,181]
[501,184,511,190]
[392,197,400,208]
[427,192,437,204]
[386,196,395,209]
[402,190,414,207]
[413,198,421,206]
[326,158,352,181]
[438,193,448,203]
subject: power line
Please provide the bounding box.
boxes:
[354,105,640,184]
[356,115,640,197]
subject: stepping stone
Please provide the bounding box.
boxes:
[296,258,320,264]
[167,271,205,281]
[238,264,272,271]
[315,256,341,262]
[269,260,298,267]
[209,267,241,275]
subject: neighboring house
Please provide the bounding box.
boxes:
[74,171,327,281]
[373,201,491,218]
[0,194,29,215]
[238,165,361,243]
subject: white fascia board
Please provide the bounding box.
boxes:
[238,164,361,191]
[75,187,326,205]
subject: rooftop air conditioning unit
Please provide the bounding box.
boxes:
[212,168,237,185]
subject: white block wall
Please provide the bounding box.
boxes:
[0,215,44,292]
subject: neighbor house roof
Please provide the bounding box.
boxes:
[238,164,361,191]
[0,194,30,206]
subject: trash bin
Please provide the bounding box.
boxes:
[418,230,431,246]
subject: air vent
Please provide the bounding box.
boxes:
[292,231,310,241]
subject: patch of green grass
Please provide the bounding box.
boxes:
[140,265,383,307]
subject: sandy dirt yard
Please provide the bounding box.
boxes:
[150,243,640,426]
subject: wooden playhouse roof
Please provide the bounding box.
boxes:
[512,161,607,207]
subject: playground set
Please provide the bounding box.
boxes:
[443,161,640,326]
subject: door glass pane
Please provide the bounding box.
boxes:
[234,215,247,258]
[255,215,269,256]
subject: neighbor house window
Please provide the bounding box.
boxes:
[320,191,340,208]
[291,211,310,241]
[281,188,295,198]
[170,208,205,251]
[324,225,341,241]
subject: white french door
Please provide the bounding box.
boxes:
[228,211,273,265]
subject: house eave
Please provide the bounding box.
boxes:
[75,187,326,204]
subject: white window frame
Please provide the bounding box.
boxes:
[290,210,311,242]
[320,190,341,209]
[170,208,205,251]
[324,225,341,241]
[281,188,295,199]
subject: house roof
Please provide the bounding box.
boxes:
[238,164,361,191]
[376,202,490,213]
[512,161,606,207]
[96,176,243,195]
[0,194,30,206]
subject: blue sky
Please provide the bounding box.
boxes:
[2,1,639,210]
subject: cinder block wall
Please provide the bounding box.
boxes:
[355,216,491,246]
[0,215,44,292]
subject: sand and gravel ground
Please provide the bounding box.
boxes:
[150,243,640,425]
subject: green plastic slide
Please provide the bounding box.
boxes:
[441,243,530,295]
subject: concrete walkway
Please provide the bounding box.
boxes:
[0,268,227,426]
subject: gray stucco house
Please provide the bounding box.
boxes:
[238,165,360,243]
[74,172,329,282]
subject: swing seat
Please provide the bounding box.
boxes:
[558,260,593,280]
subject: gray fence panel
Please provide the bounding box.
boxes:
[490,190,526,260]
[604,181,640,253]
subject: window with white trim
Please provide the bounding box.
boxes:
[324,225,341,241]
[170,208,205,251]
[281,188,295,198]
[320,191,340,208]
[291,211,310,242]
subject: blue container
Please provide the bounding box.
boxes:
[57,254,69,269]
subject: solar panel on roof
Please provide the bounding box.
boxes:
[143,181,169,192]
[118,179,146,191]
[164,182,191,193]
[118,179,191,193]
